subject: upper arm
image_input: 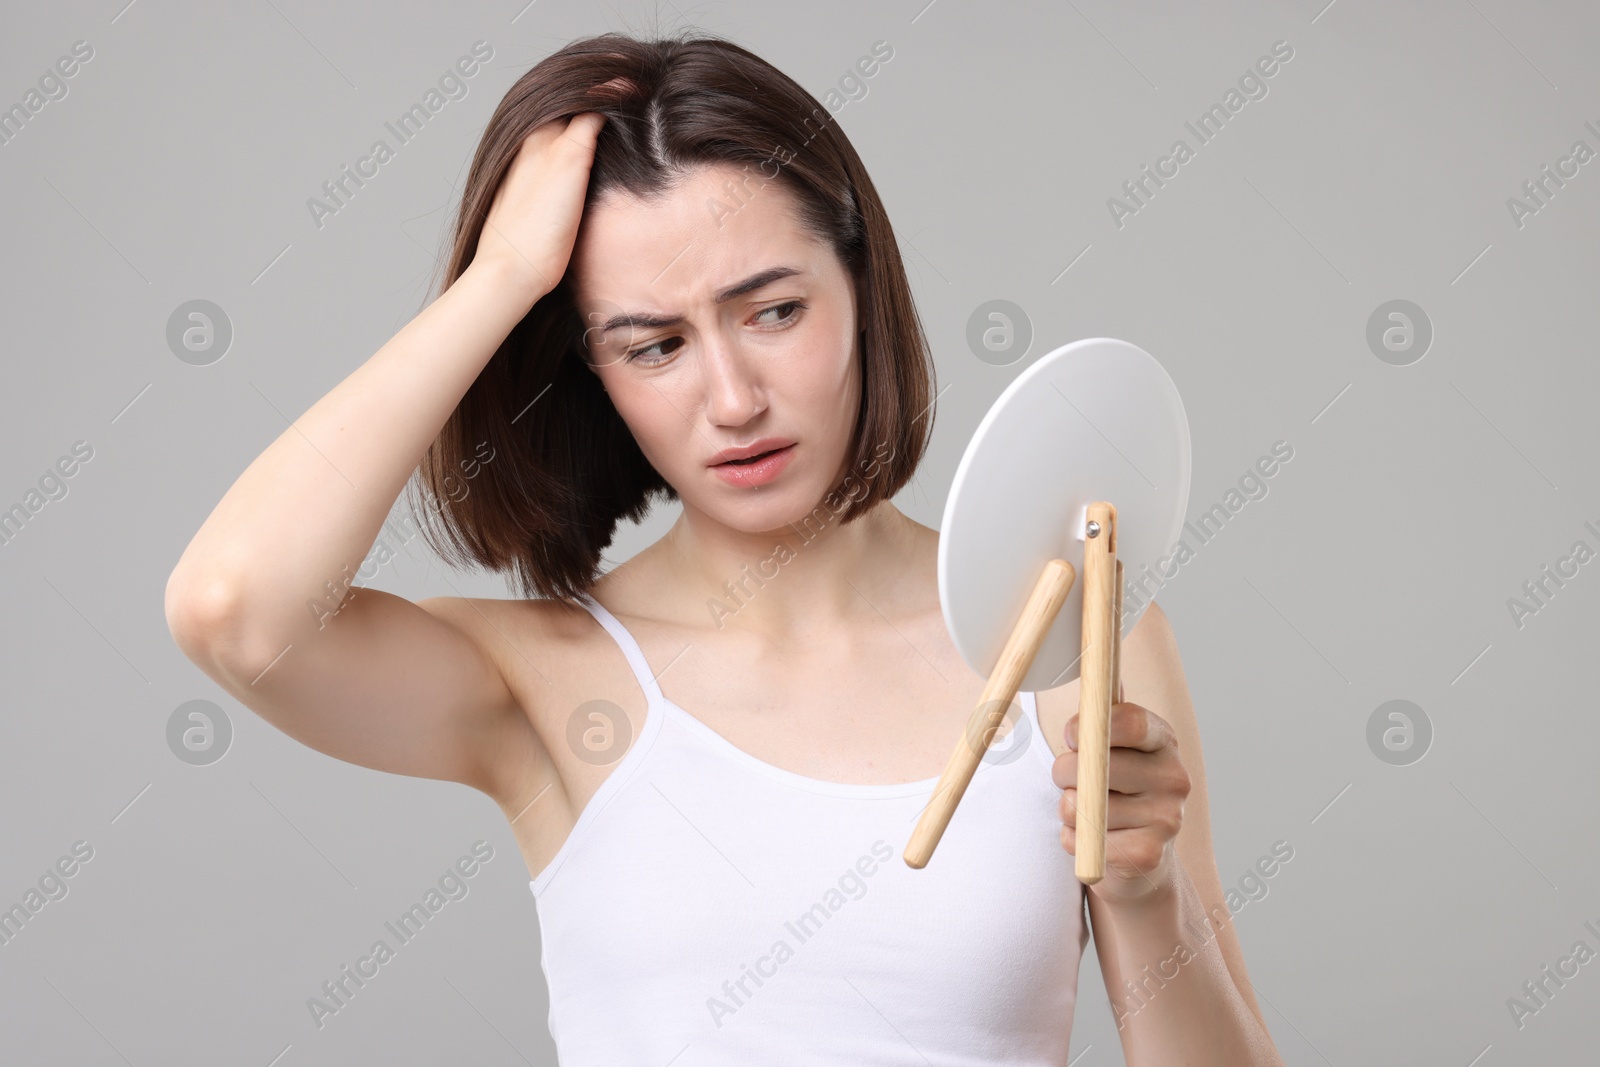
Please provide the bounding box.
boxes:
[1119,600,1271,1033]
[167,582,542,798]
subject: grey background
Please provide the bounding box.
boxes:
[3,0,1597,1063]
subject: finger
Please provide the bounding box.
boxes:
[1065,702,1172,754]
[1059,787,1169,833]
[1051,746,1173,795]
[1059,823,1174,880]
[587,76,635,101]
[563,110,608,143]
[521,116,574,149]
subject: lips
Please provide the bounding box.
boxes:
[720,447,780,465]
[709,442,797,487]
[708,438,796,466]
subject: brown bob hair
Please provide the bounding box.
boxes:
[407,30,937,602]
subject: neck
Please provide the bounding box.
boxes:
[653,497,926,637]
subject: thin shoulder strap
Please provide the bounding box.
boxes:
[572,593,665,705]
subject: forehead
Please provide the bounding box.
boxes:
[571,162,827,313]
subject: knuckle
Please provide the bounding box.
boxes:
[1166,812,1185,839]
[1129,839,1162,870]
[1050,755,1074,790]
[554,130,593,161]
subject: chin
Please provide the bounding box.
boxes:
[690,482,823,535]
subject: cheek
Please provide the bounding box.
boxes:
[807,315,859,393]
[610,388,688,464]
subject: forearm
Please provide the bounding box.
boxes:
[1087,862,1282,1066]
[166,258,534,640]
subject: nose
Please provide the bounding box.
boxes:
[700,333,766,427]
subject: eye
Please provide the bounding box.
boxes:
[623,301,808,366]
[753,300,807,326]
[624,335,684,366]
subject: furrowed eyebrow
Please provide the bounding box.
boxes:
[592,265,805,336]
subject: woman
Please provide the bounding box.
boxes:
[165,30,1284,1066]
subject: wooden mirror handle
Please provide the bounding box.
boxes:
[1074,502,1118,885]
[903,558,1076,869]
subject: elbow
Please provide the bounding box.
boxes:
[165,567,254,668]
[166,568,316,688]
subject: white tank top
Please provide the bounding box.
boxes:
[529,592,1088,1064]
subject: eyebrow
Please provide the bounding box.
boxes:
[592,265,805,336]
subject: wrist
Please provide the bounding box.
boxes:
[460,254,549,316]
[1092,852,1189,921]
